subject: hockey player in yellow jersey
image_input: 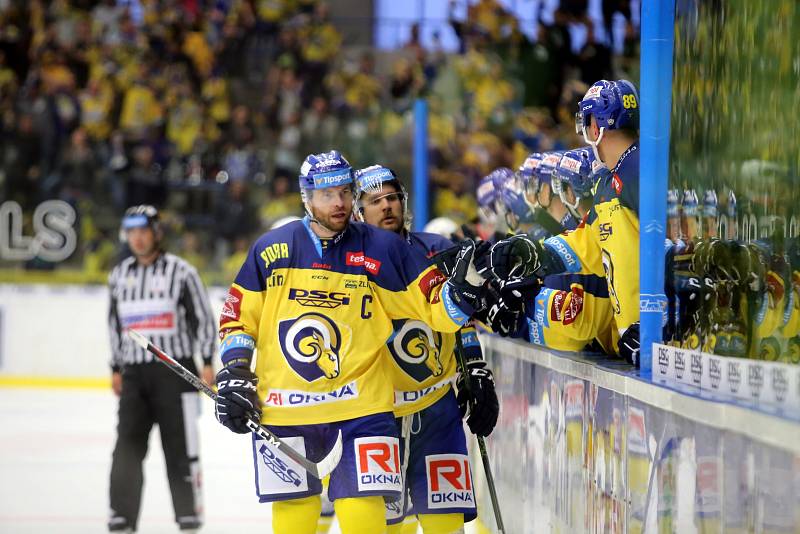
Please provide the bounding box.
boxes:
[213,151,488,534]
[488,80,642,366]
[353,164,499,534]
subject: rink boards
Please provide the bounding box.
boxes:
[475,335,800,534]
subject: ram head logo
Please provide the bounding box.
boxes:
[391,320,444,381]
[280,313,343,382]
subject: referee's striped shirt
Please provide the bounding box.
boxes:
[108,252,215,370]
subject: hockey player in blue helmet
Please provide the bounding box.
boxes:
[213,151,490,534]
[353,163,497,534]
[476,172,499,235]
[353,164,410,233]
[526,151,580,238]
[551,147,596,221]
[516,152,545,212]
[489,79,643,366]
[575,79,639,165]
[499,170,536,234]
[298,150,355,237]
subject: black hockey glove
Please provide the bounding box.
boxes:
[483,277,540,336]
[489,234,544,280]
[456,361,499,437]
[215,366,260,434]
[444,240,489,317]
[433,239,491,279]
[618,322,641,368]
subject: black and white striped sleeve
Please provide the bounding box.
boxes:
[107,267,124,372]
[179,264,216,365]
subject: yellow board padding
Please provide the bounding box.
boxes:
[0,375,110,390]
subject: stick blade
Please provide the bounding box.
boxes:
[315,429,344,479]
[127,329,150,350]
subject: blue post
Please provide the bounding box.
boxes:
[413,99,429,231]
[639,0,675,376]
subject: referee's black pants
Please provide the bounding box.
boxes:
[109,361,202,532]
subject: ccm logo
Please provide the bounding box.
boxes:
[354,437,401,492]
[347,251,382,275]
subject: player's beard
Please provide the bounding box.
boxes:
[311,204,352,233]
[379,209,403,233]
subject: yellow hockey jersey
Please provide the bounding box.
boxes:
[542,142,640,335]
[386,232,484,417]
[218,218,467,426]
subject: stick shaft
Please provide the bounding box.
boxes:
[454,331,505,533]
[129,330,325,478]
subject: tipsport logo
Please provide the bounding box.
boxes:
[426,455,475,509]
[259,444,302,487]
[278,313,344,382]
[355,437,401,492]
[388,320,445,383]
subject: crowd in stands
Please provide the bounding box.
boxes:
[0,0,638,281]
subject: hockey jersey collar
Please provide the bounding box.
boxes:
[301,216,349,257]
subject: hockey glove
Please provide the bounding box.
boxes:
[433,239,491,279]
[456,361,499,437]
[489,234,544,280]
[444,240,489,318]
[215,366,260,434]
[618,322,641,368]
[483,277,539,336]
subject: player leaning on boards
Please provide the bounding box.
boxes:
[212,151,487,534]
[488,79,642,366]
[107,205,216,533]
[353,164,499,534]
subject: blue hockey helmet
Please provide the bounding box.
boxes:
[500,179,534,230]
[517,152,545,209]
[551,148,594,220]
[477,172,499,222]
[535,152,564,185]
[353,164,409,227]
[575,79,639,135]
[298,150,353,192]
[488,167,515,213]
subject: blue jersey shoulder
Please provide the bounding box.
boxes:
[352,223,435,292]
[410,231,453,258]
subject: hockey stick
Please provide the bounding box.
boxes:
[127,329,343,480]
[454,332,505,534]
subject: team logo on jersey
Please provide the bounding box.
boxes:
[388,320,444,382]
[278,313,344,382]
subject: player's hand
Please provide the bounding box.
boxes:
[433,239,491,278]
[485,277,539,336]
[444,240,489,317]
[111,371,123,397]
[201,364,215,387]
[456,361,499,437]
[618,322,641,368]
[215,366,260,434]
[489,234,543,279]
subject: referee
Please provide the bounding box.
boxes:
[107,205,215,533]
